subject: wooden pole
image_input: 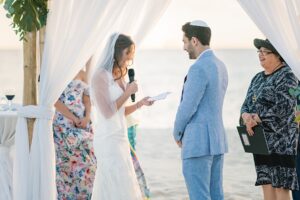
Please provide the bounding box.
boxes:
[23,31,37,148]
[39,27,46,67]
[37,26,46,100]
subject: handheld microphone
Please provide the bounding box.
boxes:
[128,68,135,102]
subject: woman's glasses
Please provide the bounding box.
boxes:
[257,50,273,56]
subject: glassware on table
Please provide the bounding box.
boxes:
[0,95,6,110]
[0,95,5,104]
[5,94,15,111]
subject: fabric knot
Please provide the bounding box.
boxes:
[17,105,54,120]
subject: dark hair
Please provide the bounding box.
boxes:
[113,34,134,80]
[182,22,211,45]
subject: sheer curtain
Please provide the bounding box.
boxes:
[237,0,300,79]
[91,0,171,73]
[0,146,12,200]
[13,0,171,200]
[0,115,15,200]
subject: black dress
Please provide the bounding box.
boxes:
[241,65,299,190]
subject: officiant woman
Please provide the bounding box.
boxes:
[240,38,299,200]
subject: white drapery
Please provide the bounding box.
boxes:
[0,112,17,200]
[13,0,170,199]
[0,146,12,200]
[237,0,300,79]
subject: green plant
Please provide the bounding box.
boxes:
[2,0,48,40]
[289,86,300,122]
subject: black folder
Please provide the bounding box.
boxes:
[236,125,269,155]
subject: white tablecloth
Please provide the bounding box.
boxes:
[0,109,17,200]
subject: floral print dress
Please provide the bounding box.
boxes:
[128,125,151,199]
[53,79,97,200]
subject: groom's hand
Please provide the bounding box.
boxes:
[176,140,182,148]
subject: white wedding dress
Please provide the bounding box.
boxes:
[91,72,143,200]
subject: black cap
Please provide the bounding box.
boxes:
[254,38,279,55]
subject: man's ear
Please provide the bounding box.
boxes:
[191,37,198,45]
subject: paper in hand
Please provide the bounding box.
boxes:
[149,92,171,101]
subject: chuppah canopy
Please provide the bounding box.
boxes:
[237,0,300,79]
[13,0,170,199]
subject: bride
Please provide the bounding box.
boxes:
[91,33,153,200]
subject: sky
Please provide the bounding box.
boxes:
[0,0,264,50]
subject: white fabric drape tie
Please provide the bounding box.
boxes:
[14,105,55,200]
[17,105,54,120]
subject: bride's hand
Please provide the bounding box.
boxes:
[126,81,138,95]
[139,97,154,107]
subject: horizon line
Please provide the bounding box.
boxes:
[0,47,255,51]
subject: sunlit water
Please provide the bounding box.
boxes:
[0,49,263,199]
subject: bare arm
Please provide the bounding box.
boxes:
[116,89,132,110]
[92,72,138,119]
[77,94,92,128]
[125,97,154,116]
[83,94,91,120]
[115,81,138,110]
[85,57,92,83]
[54,100,79,123]
[125,102,140,116]
[75,70,88,83]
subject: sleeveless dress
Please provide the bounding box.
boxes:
[127,119,151,199]
[92,78,143,200]
[53,79,97,199]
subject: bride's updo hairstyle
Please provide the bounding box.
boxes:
[113,34,135,80]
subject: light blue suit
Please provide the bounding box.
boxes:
[173,50,228,200]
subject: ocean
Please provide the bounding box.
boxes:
[0,49,263,199]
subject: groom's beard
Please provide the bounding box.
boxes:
[188,51,196,59]
[186,47,197,59]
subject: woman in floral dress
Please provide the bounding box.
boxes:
[53,70,97,200]
[127,116,151,199]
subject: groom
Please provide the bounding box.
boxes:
[173,20,228,200]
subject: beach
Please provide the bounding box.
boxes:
[137,128,262,200]
[0,49,264,199]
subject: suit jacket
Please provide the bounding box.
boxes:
[173,50,228,159]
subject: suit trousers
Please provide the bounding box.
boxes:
[183,154,224,200]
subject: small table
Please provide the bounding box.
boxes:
[0,111,17,146]
[0,109,18,200]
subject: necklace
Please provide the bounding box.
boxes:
[252,63,283,103]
